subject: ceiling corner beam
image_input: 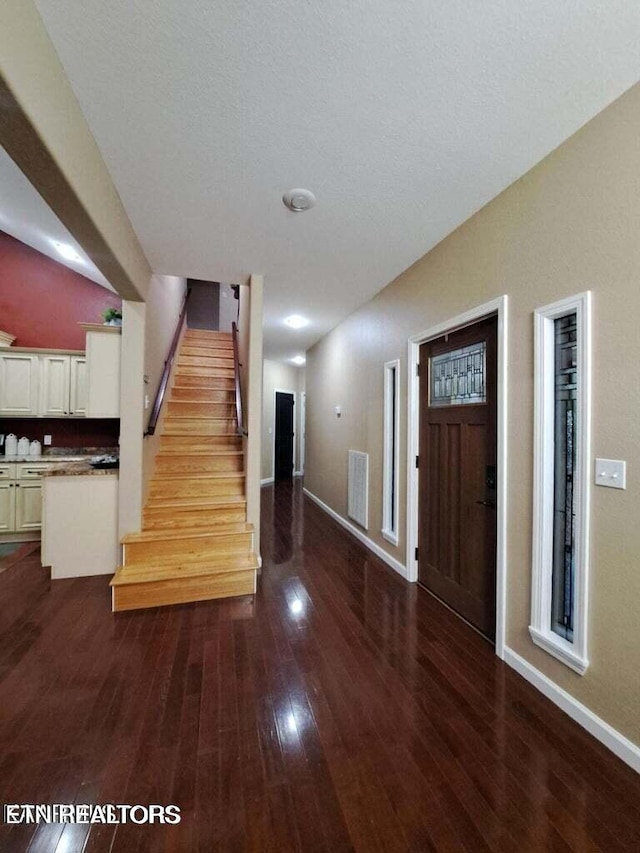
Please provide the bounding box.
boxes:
[0,0,151,301]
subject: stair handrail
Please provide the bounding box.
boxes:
[232,321,247,436]
[144,288,191,437]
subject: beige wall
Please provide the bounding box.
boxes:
[141,275,188,498]
[118,300,146,538]
[306,82,640,746]
[261,361,306,481]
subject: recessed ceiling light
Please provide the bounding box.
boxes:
[284,314,309,329]
[282,188,316,212]
[291,355,306,366]
[53,240,82,263]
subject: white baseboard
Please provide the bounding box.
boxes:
[504,647,640,774]
[260,477,274,486]
[303,487,409,580]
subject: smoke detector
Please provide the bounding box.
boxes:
[283,188,316,212]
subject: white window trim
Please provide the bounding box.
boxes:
[382,359,400,545]
[530,291,591,675]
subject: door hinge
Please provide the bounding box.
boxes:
[415,455,419,468]
[416,363,420,377]
[414,547,419,561]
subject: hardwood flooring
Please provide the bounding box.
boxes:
[1,481,639,851]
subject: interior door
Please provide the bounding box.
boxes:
[274,392,295,482]
[418,315,497,640]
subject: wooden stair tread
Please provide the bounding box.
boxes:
[144,495,246,509]
[184,331,231,337]
[111,552,259,585]
[168,397,235,403]
[164,414,236,420]
[125,543,253,568]
[156,450,242,457]
[122,522,253,544]
[163,427,238,433]
[151,471,244,481]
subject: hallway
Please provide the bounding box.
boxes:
[0,482,639,851]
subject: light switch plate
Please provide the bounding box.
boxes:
[44,434,52,446]
[595,458,626,489]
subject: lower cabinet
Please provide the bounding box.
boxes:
[0,462,52,538]
[0,480,15,532]
[15,481,43,531]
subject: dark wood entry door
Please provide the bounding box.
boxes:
[418,315,497,640]
[275,392,295,482]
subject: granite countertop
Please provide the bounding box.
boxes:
[41,461,119,477]
[2,455,91,463]
[2,448,119,476]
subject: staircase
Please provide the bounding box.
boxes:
[110,329,258,611]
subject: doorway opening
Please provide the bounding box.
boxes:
[274,390,295,482]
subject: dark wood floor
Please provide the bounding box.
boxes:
[1,481,640,852]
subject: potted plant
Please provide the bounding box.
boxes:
[103,307,123,327]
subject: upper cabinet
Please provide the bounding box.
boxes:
[70,356,87,416]
[0,350,88,418]
[38,354,87,416]
[39,355,71,416]
[0,325,120,419]
[0,353,40,415]
[80,324,121,418]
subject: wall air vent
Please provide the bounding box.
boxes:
[348,450,369,530]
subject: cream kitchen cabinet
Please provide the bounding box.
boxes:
[70,356,87,415]
[0,353,40,416]
[0,461,55,539]
[0,350,86,417]
[80,324,121,417]
[0,463,15,532]
[39,354,87,416]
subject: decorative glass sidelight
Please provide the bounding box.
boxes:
[429,342,486,407]
[530,292,591,675]
[552,313,577,641]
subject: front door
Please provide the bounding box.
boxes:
[418,315,497,640]
[274,392,295,482]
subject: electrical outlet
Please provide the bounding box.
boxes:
[44,434,52,446]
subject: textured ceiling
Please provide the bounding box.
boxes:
[33,0,640,360]
[0,146,112,291]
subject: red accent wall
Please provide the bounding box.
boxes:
[0,231,121,349]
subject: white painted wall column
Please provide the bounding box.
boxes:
[118,299,146,538]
